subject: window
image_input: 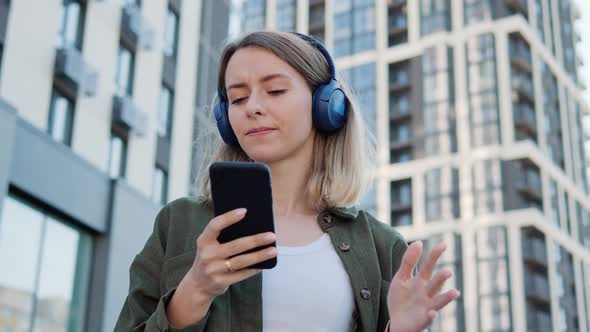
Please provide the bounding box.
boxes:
[425,168,460,221]
[467,33,500,147]
[121,0,141,7]
[476,226,512,332]
[241,0,266,33]
[56,0,86,50]
[472,159,502,215]
[419,233,465,331]
[163,7,179,58]
[340,63,376,136]
[0,195,92,332]
[553,245,579,332]
[115,45,135,97]
[152,166,168,205]
[391,179,412,226]
[157,85,174,138]
[334,0,375,56]
[276,0,296,31]
[420,0,450,35]
[108,127,128,178]
[48,88,75,146]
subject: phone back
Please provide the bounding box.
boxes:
[209,161,276,269]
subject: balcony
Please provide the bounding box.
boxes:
[513,104,537,136]
[512,74,534,103]
[510,44,532,73]
[112,95,147,137]
[120,3,154,50]
[525,273,550,304]
[309,9,325,30]
[527,310,552,331]
[388,15,408,36]
[388,0,407,9]
[505,0,528,17]
[522,238,547,267]
[514,167,542,201]
[54,48,98,97]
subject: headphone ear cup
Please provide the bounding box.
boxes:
[214,99,239,145]
[312,80,348,133]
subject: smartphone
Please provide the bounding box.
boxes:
[209,161,277,269]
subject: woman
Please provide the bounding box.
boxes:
[114,31,459,332]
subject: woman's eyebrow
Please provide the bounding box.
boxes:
[227,73,290,91]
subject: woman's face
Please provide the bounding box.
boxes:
[224,46,315,164]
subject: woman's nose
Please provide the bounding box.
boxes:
[244,91,265,117]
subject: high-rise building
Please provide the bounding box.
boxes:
[0,1,207,331]
[227,0,590,331]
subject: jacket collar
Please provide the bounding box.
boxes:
[324,206,360,221]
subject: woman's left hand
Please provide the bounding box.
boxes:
[386,241,460,332]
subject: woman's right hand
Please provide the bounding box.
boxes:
[188,207,277,298]
[166,208,277,327]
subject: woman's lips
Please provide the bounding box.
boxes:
[246,129,276,136]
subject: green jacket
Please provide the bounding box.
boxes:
[114,196,408,332]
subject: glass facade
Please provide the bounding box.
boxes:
[521,227,551,332]
[48,89,75,147]
[157,84,174,138]
[476,226,512,332]
[542,62,565,170]
[419,46,456,157]
[467,33,500,147]
[0,195,92,332]
[509,33,537,143]
[463,0,493,25]
[340,63,376,138]
[424,167,460,221]
[108,129,128,179]
[419,0,450,36]
[56,0,85,50]
[333,0,375,57]
[163,6,179,59]
[389,59,413,163]
[115,45,135,97]
[242,0,266,33]
[276,0,296,32]
[472,159,503,215]
[152,166,168,205]
[558,0,576,82]
[420,233,465,331]
[390,179,412,226]
[553,245,579,331]
[308,0,325,41]
[549,179,560,228]
[387,0,408,46]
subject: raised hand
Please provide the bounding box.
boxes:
[386,241,460,332]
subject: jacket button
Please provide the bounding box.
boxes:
[323,214,333,224]
[360,288,371,299]
[339,242,351,251]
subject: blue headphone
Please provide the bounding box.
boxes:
[213,32,348,146]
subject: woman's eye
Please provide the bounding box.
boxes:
[231,97,247,105]
[269,89,287,95]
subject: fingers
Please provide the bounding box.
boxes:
[418,243,446,280]
[426,268,453,297]
[200,208,247,243]
[430,289,460,311]
[220,231,276,257]
[224,268,263,285]
[226,246,277,271]
[394,241,423,282]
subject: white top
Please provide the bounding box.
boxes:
[262,233,356,332]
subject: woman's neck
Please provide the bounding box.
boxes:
[269,159,316,217]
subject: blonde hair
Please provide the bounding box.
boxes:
[194,31,374,211]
